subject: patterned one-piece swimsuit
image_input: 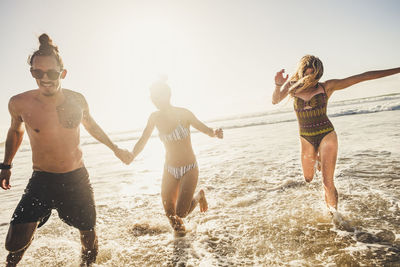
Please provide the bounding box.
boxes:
[293,84,334,150]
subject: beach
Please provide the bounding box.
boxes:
[0,93,399,266]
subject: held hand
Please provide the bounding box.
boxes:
[0,169,11,190]
[275,69,289,86]
[114,148,134,165]
[214,128,224,139]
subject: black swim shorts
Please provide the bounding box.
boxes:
[10,167,96,231]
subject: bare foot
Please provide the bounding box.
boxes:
[173,220,186,237]
[199,189,208,212]
[329,208,354,232]
[169,215,186,237]
[174,227,186,237]
[80,247,97,267]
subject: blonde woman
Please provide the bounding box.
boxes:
[130,80,223,236]
[272,55,400,211]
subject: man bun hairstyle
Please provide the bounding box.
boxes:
[28,33,64,69]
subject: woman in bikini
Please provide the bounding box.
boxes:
[130,80,223,235]
[272,55,400,211]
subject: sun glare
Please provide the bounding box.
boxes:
[102,13,218,130]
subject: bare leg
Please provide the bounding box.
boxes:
[80,228,98,267]
[161,171,183,233]
[5,222,38,267]
[175,167,199,218]
[300,137,318,182]
[319,131,339,209]
[185,188,208,216]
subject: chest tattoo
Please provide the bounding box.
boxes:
[56,95,82,129]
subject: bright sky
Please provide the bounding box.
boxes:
[0,0,399,137]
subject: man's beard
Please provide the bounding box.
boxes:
[40,82,60,96]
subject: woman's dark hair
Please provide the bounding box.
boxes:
[28,33,64,69]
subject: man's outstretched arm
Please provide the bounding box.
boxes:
[80,96,132,164]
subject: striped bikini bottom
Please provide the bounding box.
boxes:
[165,162,198,180]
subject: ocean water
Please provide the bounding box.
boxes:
[0,93,399,266]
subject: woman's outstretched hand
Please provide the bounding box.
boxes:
[214,128,223,139]
[114,147,134,165]
[275,69,289,86]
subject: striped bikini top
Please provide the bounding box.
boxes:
[293,84,334,136]
[159,124,190,143]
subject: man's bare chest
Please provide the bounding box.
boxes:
[21,100,83,132]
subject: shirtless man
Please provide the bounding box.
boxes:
[0,34,131,266]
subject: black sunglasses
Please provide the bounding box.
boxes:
[30,68,63,80]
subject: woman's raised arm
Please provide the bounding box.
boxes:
[272,69,290,104]
[324,67,400,96]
